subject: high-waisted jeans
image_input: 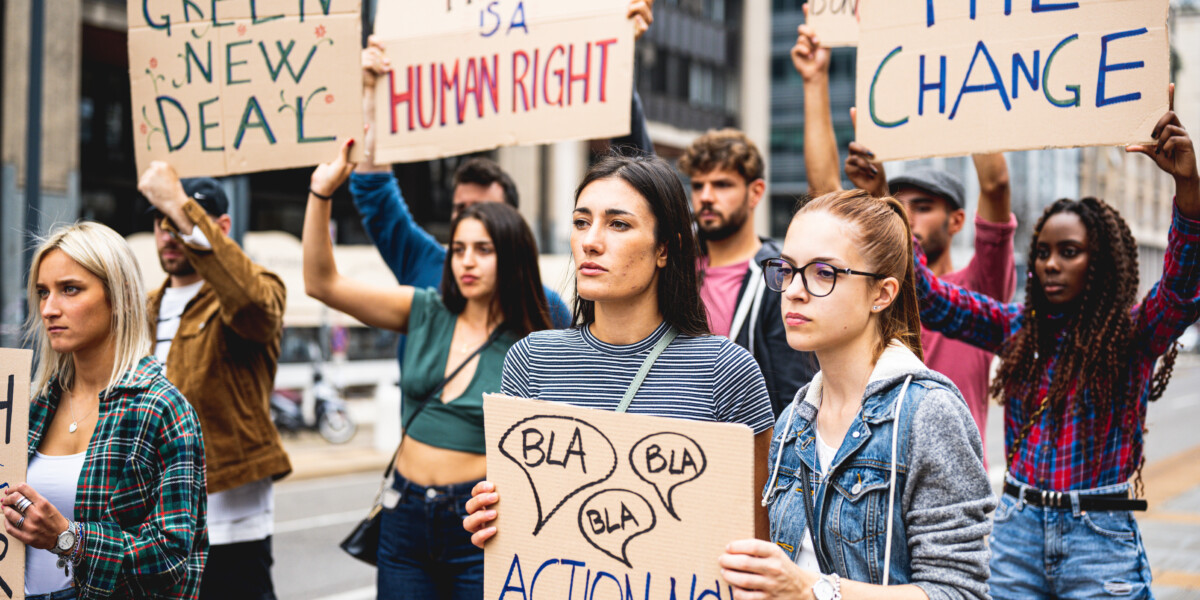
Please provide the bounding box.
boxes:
[376,473,484,600]
[989,475,1153,599]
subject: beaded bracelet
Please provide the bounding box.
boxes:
[69,523,86,567]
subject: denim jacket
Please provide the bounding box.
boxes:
[763,342,995,600]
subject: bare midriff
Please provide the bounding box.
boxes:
[395,437,487,487]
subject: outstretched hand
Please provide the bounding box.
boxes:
[791,9,831,82]
[1127,85,1199,217]
[629,0,654,40]
[311,139,357,199]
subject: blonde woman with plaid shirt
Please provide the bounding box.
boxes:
[2,222,208,600]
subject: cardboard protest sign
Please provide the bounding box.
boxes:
[372,0,634,164]
[0,349,31,600]
[808,0,859,47]
[127,0,364,178]
[855,0,1169,162]
[482,394,754,600]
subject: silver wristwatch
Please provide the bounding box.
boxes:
[812,573,842,600]
[50,521,78,556]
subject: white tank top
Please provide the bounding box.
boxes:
[25,451,86,595]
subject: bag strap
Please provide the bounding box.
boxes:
[798,460,834,575]
[616,326,678,414]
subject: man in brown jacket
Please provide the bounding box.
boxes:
[140,162,292,600]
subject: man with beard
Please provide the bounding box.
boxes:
[144,172,291,600]
[679,130,818,417]
[789,21,1015,465]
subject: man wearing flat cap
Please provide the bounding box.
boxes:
[140,162,291,600]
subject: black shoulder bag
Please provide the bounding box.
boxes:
[340,325,508,565]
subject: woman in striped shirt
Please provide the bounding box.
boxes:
[464,154,776,545]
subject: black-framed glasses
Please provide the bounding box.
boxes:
[760,258,884,297]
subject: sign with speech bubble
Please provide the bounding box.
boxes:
[855,0,1169,162]
[127,0,364,177]
[371,0,634,164]
[483,394,754,600]
[808,0,859,47]
[0,350,31,600]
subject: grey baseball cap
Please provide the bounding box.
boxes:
[888,168,965,210]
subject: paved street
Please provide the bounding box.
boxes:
[273,354,1200,599]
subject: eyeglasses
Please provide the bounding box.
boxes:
[759,258,884,297]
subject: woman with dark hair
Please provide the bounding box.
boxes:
[463,153,776,545]
[716,189,994,600]
[303,141,551,599]
[911,105,1199,597]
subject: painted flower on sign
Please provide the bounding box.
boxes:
[238,24,247,36]
[149,58,157,69]
[325,94,335,104]
[140,123,148,135]
[315,25,327,38]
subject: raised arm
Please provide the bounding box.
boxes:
[611,0,655,156]
[351,38,447,289]
[305,141,415,332]
[138,163,285,344]
[913,237,1022,354]
[1126,89,1200,355]
[972,153,1011,223]
[794,17,842,197]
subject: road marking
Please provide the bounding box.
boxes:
[275,509,370,534]
[1152,569,1200,590]
[314,586,376,600]
[1142,445,1200,509]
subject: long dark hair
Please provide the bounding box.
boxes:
[991,197,1178,487]
[440,202,551,338]
[572,154,709,337]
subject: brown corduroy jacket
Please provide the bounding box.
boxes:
[148,199,292,494]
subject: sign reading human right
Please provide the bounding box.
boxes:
[856,0,1169,162]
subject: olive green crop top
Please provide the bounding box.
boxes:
[400,288,517,454]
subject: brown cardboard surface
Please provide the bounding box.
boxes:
[855,0,1169,162]
[372,0,633,164]
[482,394,754,600]
[128,0,364,178]
[0,349,31,600]
[809,0,859,48]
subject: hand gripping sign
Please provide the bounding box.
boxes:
[855,0,1169,162]
[483,394,754,600]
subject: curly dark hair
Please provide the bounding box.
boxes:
[991,197,1179,491]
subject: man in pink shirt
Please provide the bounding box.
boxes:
[680,130,819,416]
[793,24,1015,466]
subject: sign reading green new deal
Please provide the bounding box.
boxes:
[855,0,1169,162]
[128,0,364,177]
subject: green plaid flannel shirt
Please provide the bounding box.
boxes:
[29,357,208,599]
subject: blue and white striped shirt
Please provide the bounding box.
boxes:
[501,321,774,434]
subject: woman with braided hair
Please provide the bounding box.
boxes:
[913,96,1200,598]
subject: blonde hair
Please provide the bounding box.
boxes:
[25,222,151,398]
[795,190,924,362]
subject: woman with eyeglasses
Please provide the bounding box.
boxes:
[717,190,995,600]
[463,153,776,545]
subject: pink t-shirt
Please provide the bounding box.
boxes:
[923,214,1017,470]
[698,257,750,338]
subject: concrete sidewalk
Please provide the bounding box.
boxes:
[280,425,391,482]
[1141,444,1200,600]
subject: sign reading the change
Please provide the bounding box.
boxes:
[809,0,859,47]
[372,0,634,164]
[0,350,31,600]
[482,394,753,600]
[128,0,364,177]
[855,0,1169,162]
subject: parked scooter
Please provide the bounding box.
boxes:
[271,365,357,444]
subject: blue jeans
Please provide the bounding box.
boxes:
[26,589,77,600]
[989,477,1154,599]
[377,473,483,600]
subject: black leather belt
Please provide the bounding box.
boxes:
[1003,483,1147,512]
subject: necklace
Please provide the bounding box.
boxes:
[65,390,96,434]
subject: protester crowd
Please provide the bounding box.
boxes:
[7,2,1200,599]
